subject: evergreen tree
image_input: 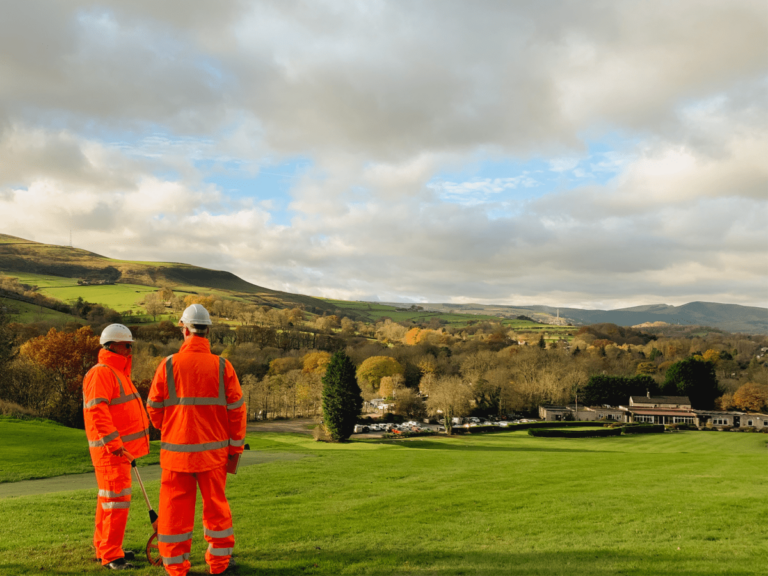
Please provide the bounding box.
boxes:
[321,351,363,442]
[663,357,721,409]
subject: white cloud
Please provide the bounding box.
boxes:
[0,1,765,310]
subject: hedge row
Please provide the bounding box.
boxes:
[528,428,622,438]
[622,424,665,434]
[452,421,627,435]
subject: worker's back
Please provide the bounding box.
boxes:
[147,336,245,473]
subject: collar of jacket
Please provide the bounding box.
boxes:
[97,347,132,376]
[178,336,212,355]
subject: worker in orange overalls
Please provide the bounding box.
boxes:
[147,304,246,576]
[83,323,151,570]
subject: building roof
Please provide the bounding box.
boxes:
[629,408,697,417]
[629,396,691,405]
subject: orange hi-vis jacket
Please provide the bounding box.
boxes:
[83,349,150,468]
[147,337,246,473]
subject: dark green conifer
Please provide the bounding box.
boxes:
[321,351,363,442]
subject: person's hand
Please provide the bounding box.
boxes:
[111,447,135,462]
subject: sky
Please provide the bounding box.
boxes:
[0,0,766,309]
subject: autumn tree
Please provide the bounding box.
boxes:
[732,382,768,412]
[394,388,426,419]
[356,356,404,393]
[302,351,331,375]
[379,374,404,399]
[321,351,363,442]
[20,326,100,427]
[425,375,472,435]
[142,292,165,321]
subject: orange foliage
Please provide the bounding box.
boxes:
[404,328,422,345]
[183,294,217,310]
[20,326,100,391]
[733,382,768,412]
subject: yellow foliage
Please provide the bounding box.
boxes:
[268,357,302,375]
[302,351,331,375]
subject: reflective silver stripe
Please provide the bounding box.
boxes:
[162,553,190,565]
[157,531,193,544]
[85,364,142,408]
[227,397,244,410]
[161,355,228,407]
[165,355,177,403]
[173,397,226,406]
[207,545,233,556]
[83,397,109,409]
[229,438,245,447]
[160,439,229,453]
[121,428,149,443]
[111,392,141,406]
[88,430,119,448]
[147,399,164,409]
[101,501,130,510]
[98,488,132,498]
[204,527,233,538]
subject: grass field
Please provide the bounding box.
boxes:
[1,298,73,323]
[0,423,765,575]
[322,299,574,331]
[0,418,159,483]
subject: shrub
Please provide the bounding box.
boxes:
[622,424,665,434]
[719,425,732,432]
[312,424,331,442]
[0,399,38,419]
[528,428,621,438]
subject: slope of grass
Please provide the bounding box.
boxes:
[0,418,159,483]
[0,430,765,574]
[1,298,73,323]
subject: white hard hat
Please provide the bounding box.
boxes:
[100,324,133,346]
[179,304,212,329]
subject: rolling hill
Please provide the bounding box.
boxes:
[0,233,335,313]
[418,301,768,334]
[1,233,765,333]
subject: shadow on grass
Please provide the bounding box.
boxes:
[3,544,756,575]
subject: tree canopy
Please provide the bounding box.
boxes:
[662,357,720,409]
[581,375,660,407]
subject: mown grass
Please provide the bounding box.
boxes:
[0,419,159,483]
[0,428,766,574]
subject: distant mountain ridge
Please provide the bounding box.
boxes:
[418,301,768,334]
[522,301,768,334]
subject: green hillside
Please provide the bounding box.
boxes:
[0,234,335,314]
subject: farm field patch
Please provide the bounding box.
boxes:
[0,428,764,574]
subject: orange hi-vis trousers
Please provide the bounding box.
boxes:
[94,462,132,565]
[158,466,234,576]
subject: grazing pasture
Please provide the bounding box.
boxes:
[0,425,765,575]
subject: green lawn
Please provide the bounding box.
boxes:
[0,426,766,574]
[0,418,159,483]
